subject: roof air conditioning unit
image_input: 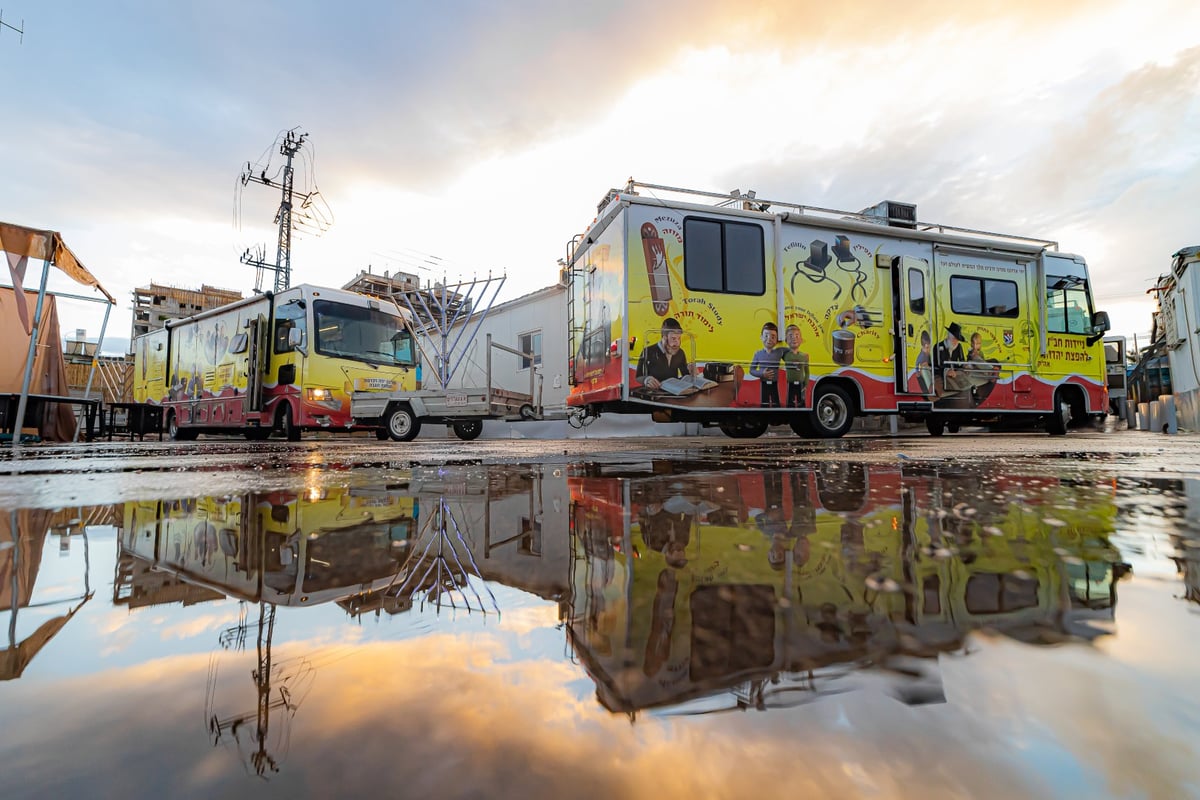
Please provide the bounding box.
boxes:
[860,200,917,229]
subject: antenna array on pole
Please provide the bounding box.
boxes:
[0,9,25,43]
[238,128,332,293]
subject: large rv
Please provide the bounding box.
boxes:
[566,181,1111,438]
[133,284,417,440]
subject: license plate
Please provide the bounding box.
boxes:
[446,392,468,407]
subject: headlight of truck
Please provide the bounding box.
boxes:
[307,388,333,401]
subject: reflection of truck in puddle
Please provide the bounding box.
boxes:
[120,487,417,606]
[566,463,1125,713]
[117,466,571,612]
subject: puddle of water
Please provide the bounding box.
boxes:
[2,459,1199,799]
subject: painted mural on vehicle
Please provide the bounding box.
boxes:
[567,183,1110,438]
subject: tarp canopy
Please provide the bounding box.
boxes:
[0,221,116,306]
[0,288,78,439]
[0,222,114,446]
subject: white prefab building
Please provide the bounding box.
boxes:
[1154,246,1200,432]
[431,279,699,438]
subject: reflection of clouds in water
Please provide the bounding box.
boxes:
[7,631,1199,799]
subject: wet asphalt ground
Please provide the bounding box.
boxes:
[2,420,1193,510]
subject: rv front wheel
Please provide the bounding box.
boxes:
[277,405,301,441]
[811,385,854,438]
[1046,389,1070,436]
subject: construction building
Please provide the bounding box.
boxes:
[63,328,133,404]
[130,283,243,340]
[342,268,471,327]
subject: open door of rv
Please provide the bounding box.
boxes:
[893,256,934,397]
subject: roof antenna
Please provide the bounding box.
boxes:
[0,10,25,43]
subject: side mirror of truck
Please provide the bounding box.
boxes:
[287,327,307,355]
[1086,311,1111,346]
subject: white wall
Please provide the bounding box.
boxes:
[439,284,570,413]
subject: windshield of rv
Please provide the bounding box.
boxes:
[1045,266,1095,335]
[313,300,416,366]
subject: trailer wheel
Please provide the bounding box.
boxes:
[244,428,272,441]
[277,404,302,441]
[1046,389,1070,436]
[386,405,421,441]
[453,420,483,441]
[925,416,945,437]
[810,384,854,438]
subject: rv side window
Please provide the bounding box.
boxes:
[683,218,765,295]
[274,300,307,354]
[950,277,1019,318]
[908,269,925,314]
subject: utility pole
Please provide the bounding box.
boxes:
[240,128,314,293]
[0,10,25,43]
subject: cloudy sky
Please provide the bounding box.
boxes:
[2,0,1197,353]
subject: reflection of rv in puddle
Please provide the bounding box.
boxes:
[120,488,418,607]
[566,463,1127,715]
[113,468,569,778]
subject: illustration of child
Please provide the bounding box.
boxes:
[914,330,932,394]
[749,322,788,407]
[782,324,810,408]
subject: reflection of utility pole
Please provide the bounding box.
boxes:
[208,601,287,777]
[239,128,316,294]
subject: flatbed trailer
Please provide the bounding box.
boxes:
[351,334,543,441]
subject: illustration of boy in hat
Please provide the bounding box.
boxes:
[934,321,969,394]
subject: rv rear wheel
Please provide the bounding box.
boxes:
[167,412,196,441]
[386,405,421,442]
[810,385,854,438]
[790,415,816,438]
[453,420,483,441]
[718,418,768,439]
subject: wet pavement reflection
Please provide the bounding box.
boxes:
[4,454,1200,798]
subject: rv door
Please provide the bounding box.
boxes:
[244,316,265,413]
[893,256,934,396]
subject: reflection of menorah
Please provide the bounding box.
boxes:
[385,497,499,615]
